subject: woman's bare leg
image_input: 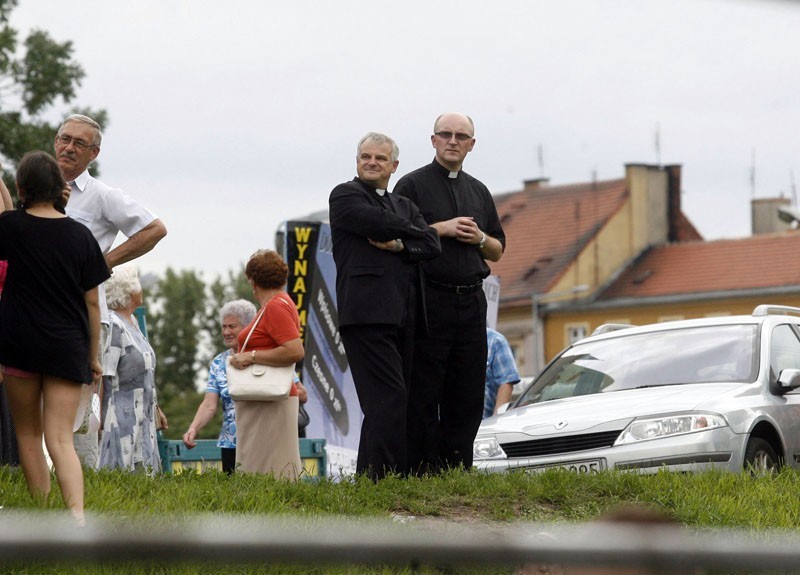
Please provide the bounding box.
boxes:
[42,377,84,524]
[4,374,50,501]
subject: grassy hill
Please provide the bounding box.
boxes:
[2,465,799,574]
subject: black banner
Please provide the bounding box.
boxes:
[285,221,321,372]
[304,329,349,435]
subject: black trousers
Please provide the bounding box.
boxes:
[221,447,236,475]
[340,320,415,480]
[407,286,487,474]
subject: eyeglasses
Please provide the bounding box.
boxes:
[55,134,97,152]
[434,131,473,142]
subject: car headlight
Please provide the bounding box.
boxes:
[473,436,506,459]
[616,412,728,445]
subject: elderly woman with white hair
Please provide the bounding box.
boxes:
[182,299,257,474]
[97,265,166,473]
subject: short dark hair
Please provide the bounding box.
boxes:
[16,151,66,209]
[245,249,289,290]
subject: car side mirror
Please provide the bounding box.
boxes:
[776,368,800,394]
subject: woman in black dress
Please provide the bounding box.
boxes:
[0,151,109,525]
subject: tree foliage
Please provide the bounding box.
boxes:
[0,0,106,194]
[147,269,207,401]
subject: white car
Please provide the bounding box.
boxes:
[474,305,800,473]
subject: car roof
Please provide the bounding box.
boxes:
[579,305,800,346]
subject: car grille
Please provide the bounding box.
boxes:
[500,430,623,458]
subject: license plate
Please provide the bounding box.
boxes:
[525,459,606,474]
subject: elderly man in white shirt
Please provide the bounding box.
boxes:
[55,114,167,467]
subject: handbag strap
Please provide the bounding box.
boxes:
[239,305,267,353]
[239,294,295,352]
[273,295,295,313]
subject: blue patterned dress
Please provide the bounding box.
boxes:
[207,349,237,448]
[98,311,161,473]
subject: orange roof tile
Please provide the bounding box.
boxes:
[490,178,629,303]
[600,233,800,300]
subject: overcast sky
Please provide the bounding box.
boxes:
[11,0,800,279]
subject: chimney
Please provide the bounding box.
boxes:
[523,178,549,193]
[665,165,682,242]
[752,197,793,235]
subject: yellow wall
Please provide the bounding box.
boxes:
[550,201,631,295]
[497,305,536,372]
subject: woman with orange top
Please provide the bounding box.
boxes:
[227,249,304,479]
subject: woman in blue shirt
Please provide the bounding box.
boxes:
[182,299,257,474]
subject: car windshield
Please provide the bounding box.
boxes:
[517,324,759,407]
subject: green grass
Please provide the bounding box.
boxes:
[3,465,800,573]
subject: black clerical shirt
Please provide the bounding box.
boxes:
[394,159,505,285]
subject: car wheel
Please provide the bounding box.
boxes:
[743,437,780,473]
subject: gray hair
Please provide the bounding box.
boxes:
[105,265,141,310]
[357,132,399,163]
[219,299,257,326]
[59,114,103,146]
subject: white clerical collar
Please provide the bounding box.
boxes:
[375,188,387,196]
[448,171,458,179]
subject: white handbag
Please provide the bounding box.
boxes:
[73,386,101,434]
[226,304,294,401]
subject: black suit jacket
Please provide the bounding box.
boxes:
[329,178,441,328]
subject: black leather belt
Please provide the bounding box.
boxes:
[427,278,483,295]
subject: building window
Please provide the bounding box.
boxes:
[565,323,588,345]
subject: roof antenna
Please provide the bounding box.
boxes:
[654,122,661,166]
[537,144,545,179]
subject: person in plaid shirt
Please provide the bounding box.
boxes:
[484,328,521,418]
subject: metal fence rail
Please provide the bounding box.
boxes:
[1,512,799,571]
